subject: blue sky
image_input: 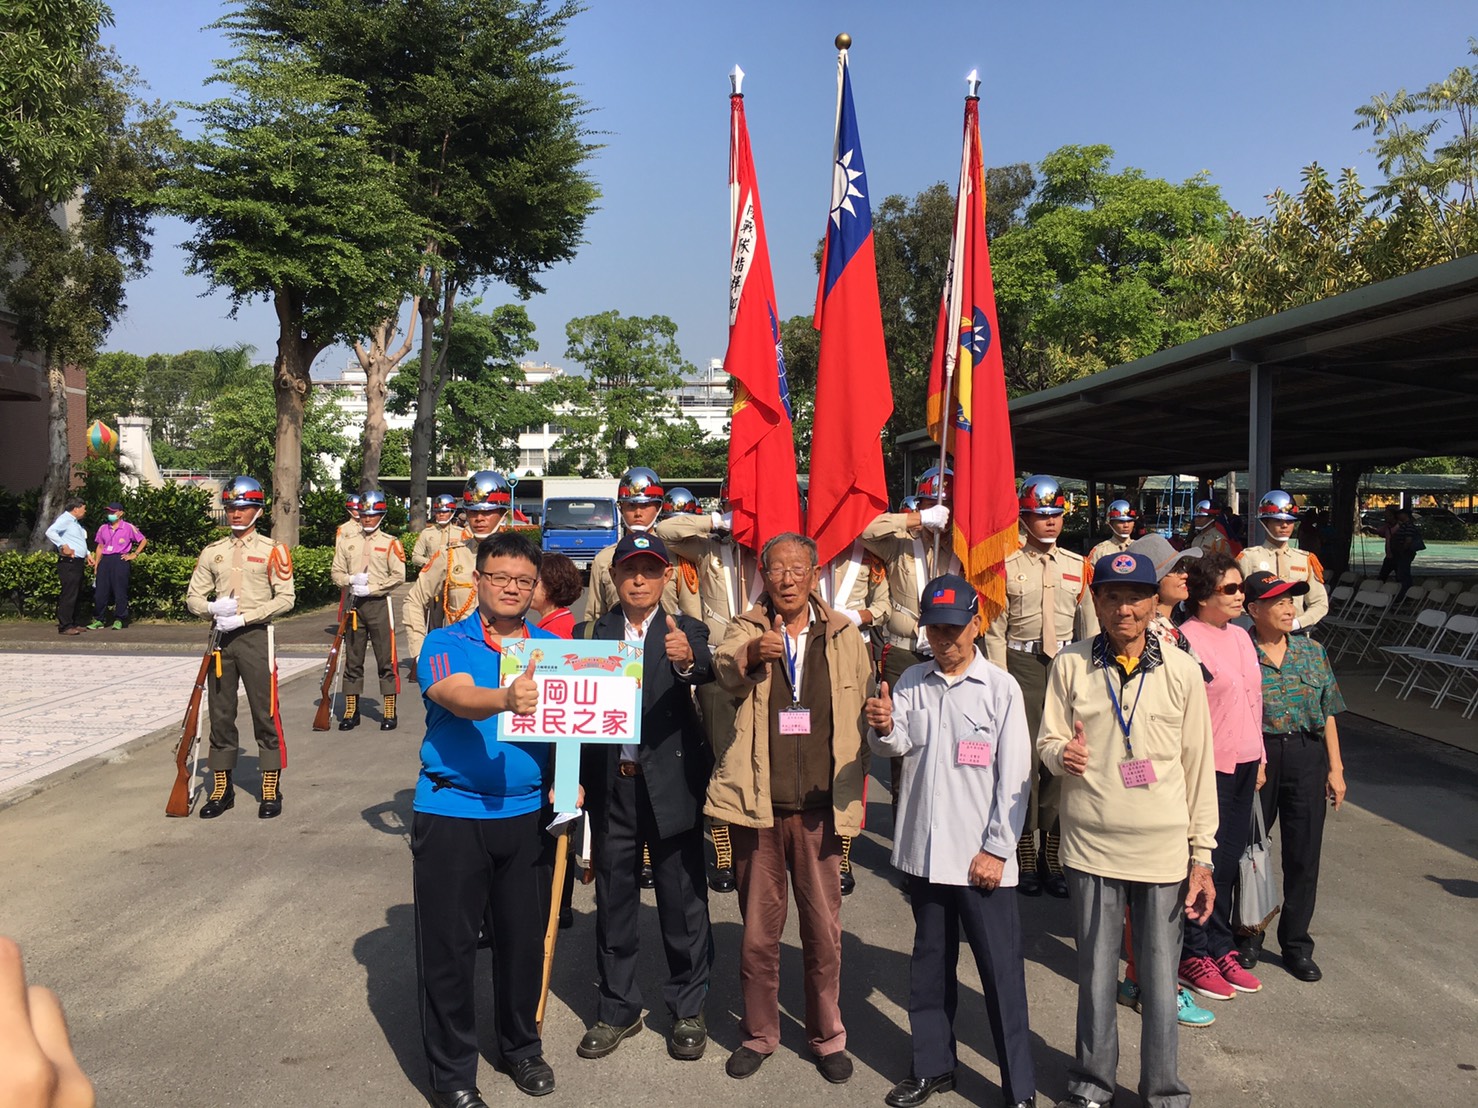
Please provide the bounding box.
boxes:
[101,1,1477,376]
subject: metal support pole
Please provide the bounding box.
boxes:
[1248,361,1273,532]
[1087,478,1098,537]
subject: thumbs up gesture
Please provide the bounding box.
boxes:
[756,614,787,664]
[506,657,539,716]
[1063,720,1089,777]
[664,614,694,668]
[865,680,894,735]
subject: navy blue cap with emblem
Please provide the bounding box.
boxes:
[1091,551,1158,590]
[919,573,981,626]
[614,531,671,566]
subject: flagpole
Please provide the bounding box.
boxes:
[933,69,981,567]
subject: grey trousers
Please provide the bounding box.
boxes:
[1066,868,1190,1108]
[1005,649,1059,841]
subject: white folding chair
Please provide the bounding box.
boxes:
[1337,570,1360,588]
[1374,609,1448,694]
[1449,591,1478,619]
[1376,580,1402,596]
[1315,586,1357,640]
[1322,591,1381,660]
[1399,615,1478,703]
[1334,591,1394,664]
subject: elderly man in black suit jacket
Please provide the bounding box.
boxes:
[576,532,717,1064]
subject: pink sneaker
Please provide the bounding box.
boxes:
[1178,955,1235,1001]
[1215,951,1263,993]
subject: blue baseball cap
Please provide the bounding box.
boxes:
[919,574,981,626]
[1091,551,1159,590]
[614,531,670,567]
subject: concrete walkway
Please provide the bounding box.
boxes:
[0,631,1474,1106]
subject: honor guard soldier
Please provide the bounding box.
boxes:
[661,487,707,625]
[1188,500,1236,557]
[185,476,295,819]
[331,489,406,730]
[403,471,510,671]
[983,474,1090,898]
[587,467,680,622]
[412,493,459,569]
[1087,500,1138,566]
[337,492,362,541]
[1237,490,1329,632]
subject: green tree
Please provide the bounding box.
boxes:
[539,311,691,478]
[88,349,145,423]
[341,429,411,493]
[990,144,1229,393]
[224,0,599,521]
[194,365,349,492]
[439,304,545,474]
[156,37,428,546]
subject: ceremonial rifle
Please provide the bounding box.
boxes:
[166,627,221,817]
[312,584,354,731]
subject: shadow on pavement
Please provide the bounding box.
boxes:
[353,902,427,1099]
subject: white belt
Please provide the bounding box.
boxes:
[1008,639,1069,653]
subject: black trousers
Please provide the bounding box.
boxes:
[592,773,711,1026]
[94,552,132,622]
[906,874,1035,1101]
[1183,759,1258,961]
[344,594,397,696]
[1259,732,1328,959]
[56,557,84,630]
[412,809,550,1092]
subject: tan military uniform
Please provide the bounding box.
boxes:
[186,529,295,772]
[861,512,962,659]
[1086,532,1132,568]
[336,518,359,541]
[823,541,890,634]
[1189,524,1234,558]
[332,527,406,697]
[412,521,457,569]
[403,530,477,660]
[1238,543,1330,630]
[654,515,760,642]
[585,537,680,623]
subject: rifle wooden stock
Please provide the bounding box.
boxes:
[166,629,219,817]
[312,586,354,731]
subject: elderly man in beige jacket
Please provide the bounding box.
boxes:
[708,532,873,1087]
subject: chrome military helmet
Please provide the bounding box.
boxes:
[1107,499,1138,522]
[1192,499,1215,521]
[917,466,954,502]
[222,476,266,509]
[1257,489,1300,522]
[617,467,664,505]
[462,470,513,512]
[900,495,921,513]
[344,492,361,517]
[662,487,701,516]
[1018,474,1066,517]
[432,493,458,516]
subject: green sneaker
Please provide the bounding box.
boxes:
[87,620,105,630]
[1178,985,1216,1027]
[1117,978,1141,1011]
[111,620,124,630]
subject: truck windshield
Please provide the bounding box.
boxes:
[544,500,614,530]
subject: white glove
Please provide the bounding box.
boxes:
[352,581,371,598]
[1291,618,1302,632]
[214,613,245,633]
[711,511,733,533]
[208,597,238,617]
[919,504,951,532]
[840,608,864,627]
[351,572,369,587]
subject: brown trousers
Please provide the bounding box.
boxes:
[731,810,846,1058]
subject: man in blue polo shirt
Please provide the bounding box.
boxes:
[414,531,559,1108]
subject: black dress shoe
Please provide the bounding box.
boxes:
[1235,931,1263,969]
[199,773,235,819]
[430,1089,489,1108]
[816,1051,853,1084]
[840,867,857,896]
[508,1055,555,1096]
[725,1045,770,1079]
[1054,1096,1111,1108]
[1284,954,1322,982]
[380,716,397,731]
[885,1072,956,1107]
[339,713,360,730]
[558,906,573,929]
[668,1013,706,1060]
[708,866,736,893]
[576,1017,643,1059]
[1006,1100,1038,1108]
[258,791,282,819]
[1044,871,1069,899]
[638,863,655,889]
[1018,867,1043,896]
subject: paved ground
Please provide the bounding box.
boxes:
[0,615,1475,1107]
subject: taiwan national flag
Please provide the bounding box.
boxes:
[807,48,893,569]
[925,91,1019,622]
[723,84,803,553]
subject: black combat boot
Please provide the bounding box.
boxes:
[199,771,234,818]
[339,693,360,730]
[259,770,282,819]
[380,692,397,731]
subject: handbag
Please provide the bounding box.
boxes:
[1233,800,1281,934]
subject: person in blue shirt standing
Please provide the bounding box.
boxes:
[44,497,90,635]
[414,531,560,1108]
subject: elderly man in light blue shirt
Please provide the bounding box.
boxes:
[44,496,91,635]
[866,573,1036,1108]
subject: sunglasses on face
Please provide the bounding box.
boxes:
[1215,582,1244,595]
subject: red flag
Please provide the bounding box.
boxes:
[723,83,802,553]
[807,49,893,568]
[926,89,1020,622]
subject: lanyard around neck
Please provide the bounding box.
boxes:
[1103,663,1147,758]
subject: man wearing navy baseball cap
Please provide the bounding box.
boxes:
[865,574,1036,1108]
[1038,551,1218,1108]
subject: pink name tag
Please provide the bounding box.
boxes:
[778,708,811,735]
[956,740,993,766]
[1119,758,1157,788]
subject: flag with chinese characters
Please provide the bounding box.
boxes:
[807,48,893,568]
[723,88,803,552]
[925,93,1019,622]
